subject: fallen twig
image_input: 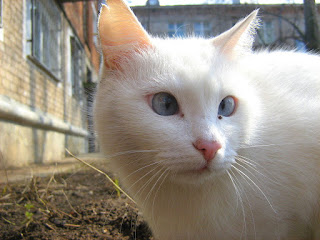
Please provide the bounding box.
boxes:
[62,190,80,216]
[44,222,56,231]
[65,149,136,204]
[64,223,81,228]
[2,216,16,225]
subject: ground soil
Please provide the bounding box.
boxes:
[0,169,153,240]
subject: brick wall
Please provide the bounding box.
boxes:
[0,0,65,121]
[62,1,100,74]
[0,0,99,168]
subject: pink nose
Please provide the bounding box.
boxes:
[193,139,222,162]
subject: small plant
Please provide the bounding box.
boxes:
[1,185,7,196]
[23,203,34,227]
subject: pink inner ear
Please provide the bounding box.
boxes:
[99,12,151,47]
[101,42,153,70]
[98,2,152,70]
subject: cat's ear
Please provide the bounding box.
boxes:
[212,10,259,58]
[98,0,152,70]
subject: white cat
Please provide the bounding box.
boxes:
[94,0,320,239]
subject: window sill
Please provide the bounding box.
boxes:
[27,55,62,82]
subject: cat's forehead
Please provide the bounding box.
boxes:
[143,38,218,82]
[146,38,225,88]
[153,38,216,63]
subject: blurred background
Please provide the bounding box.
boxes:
[0,0,319,170]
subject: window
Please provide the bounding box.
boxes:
[168,22,185,38]
[295,40,307,52]
[26,0,61,79]
[83,2,88,45]
[194,21,210,37]
[260,21,274,44]
[70,37,83,98]
[141,22,148,31]
[98,0,106,11]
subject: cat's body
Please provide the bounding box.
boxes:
[94,1,320,239]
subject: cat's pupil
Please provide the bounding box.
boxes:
[220,101,225,111]
[152,92,179,116]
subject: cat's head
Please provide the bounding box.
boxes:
[95,0,261,185]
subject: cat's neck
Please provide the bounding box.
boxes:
[134,170,235,215]
[138,173,243,239]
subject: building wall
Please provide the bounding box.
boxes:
[0,0,98,168]
[62,1,100,77]
[87,2,101,75]
[132,4,315,49]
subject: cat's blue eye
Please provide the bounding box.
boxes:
[218,96,236,118]
[152,92,179,116]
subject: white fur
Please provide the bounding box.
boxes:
[95,24,320,240]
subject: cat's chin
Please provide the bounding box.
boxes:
[170,162,232,185]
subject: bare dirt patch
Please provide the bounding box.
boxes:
[0,169,153,240]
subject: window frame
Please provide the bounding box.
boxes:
[193,21,210,37]
[26,0,62,81]
[168,22,185,38]
[70,36,84,99]
[260,20,275,45]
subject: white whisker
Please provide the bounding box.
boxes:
[235,158,283,189]
[231,165,277,214]
[144,168,169,207]
[127,164,162,193]
[106,149,160,158]
[227,171,242,212]
[151,170,170,226]
[231,169,257,240]
[239,143,295,150]
[133,166,166,201]
[227,170,247,239]
[122,160,166,182]
[236,154,259,168]
[115,156,145,172]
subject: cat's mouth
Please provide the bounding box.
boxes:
[176,163,213,176]
[189,163,211,173]
[166,159,234,184]
[177,160,233,177]
[157,152,235,178]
